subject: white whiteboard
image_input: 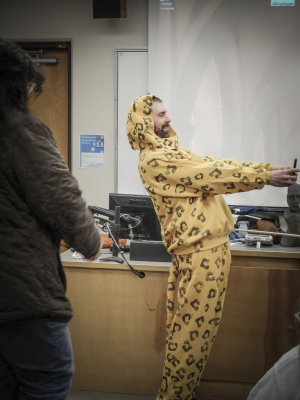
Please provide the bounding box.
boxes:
[116,50,148,195]
[148,0,300,207]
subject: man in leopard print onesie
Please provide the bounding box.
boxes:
[126,94,298,400]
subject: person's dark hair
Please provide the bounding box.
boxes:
[152,95,162,103]
[0,38,44,113]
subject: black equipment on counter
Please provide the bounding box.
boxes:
[88,205,145,279]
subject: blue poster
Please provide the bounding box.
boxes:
[271,0,295,5]
[80,134,104,168]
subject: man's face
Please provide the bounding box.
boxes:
[152,101,171,138]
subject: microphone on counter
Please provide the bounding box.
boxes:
[88,205,140,224]
[88,205,145,279]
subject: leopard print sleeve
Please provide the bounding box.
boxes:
[139,151,270,198]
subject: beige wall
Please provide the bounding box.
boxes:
[0,0,148,208]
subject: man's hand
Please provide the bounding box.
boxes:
[271,165,293,171]
[270,168,299,187]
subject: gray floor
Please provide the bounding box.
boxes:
[67,390,155,400]
[67,391,207,400]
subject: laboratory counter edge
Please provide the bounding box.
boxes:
[61,243,300,271]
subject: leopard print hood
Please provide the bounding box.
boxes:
[127,94,179,151]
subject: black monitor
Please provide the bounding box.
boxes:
[109,193,162,241]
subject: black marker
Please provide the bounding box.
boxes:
[293,158,297,168]
[293,158,298,176]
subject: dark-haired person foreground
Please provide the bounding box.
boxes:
[0,38,101,399]
[127,94,299,400]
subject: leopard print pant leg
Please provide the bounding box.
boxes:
[156,242,231,400]
[166,254,180,332]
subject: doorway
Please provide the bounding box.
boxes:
[18,41,71,167]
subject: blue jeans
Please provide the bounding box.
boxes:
[0,320,74,400]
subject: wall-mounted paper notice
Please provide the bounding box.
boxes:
[271,0,295,5]
[80,134,104,168]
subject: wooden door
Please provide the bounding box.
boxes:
[23,43,71,166]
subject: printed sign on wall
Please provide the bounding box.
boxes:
[80,134,104,168]
[271,0,295,5]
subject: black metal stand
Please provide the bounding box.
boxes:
[100,206,124,263]
[99,206,145,278]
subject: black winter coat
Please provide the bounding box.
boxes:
[0,109,100,322]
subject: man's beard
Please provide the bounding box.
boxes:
[154,123,170,138]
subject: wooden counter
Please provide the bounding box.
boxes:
[61,244,300,400]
